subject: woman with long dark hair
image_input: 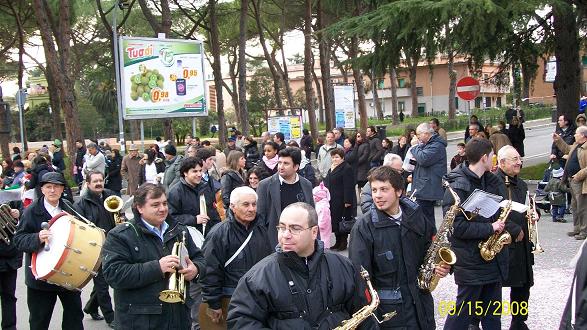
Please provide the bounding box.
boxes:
[221,150,246,209]
[139,149,165,185]
[355,131,370,189]
[105,149,123,196]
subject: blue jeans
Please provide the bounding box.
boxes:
[552,205,565,221]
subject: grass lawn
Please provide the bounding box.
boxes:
[520,162,551,181]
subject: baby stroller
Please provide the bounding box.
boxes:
[534,160,557,212]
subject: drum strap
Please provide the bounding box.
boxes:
[225,230,253,268]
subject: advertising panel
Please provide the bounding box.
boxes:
[267,115,303,141]
[333,84,356,129]
[119,37,207,119]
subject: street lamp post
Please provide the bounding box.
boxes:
[112,2,126,154]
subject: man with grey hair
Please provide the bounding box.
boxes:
[553,125,587,240]
[410,122,447,227]
[360,153,405,213]
[200,186,272,327]
[227,202,373,328]
[83,142,106,178]
[466,123,480,143]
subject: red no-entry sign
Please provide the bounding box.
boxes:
[456,77,480,101]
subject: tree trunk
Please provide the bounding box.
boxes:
[553,1,581,119]
[32,0,83,168]
[209,0,227,147]
[304,0,318,140]
[252,0,283,109]
[512,62,522,107]
[447,45,457,120]
[390,67,399,125]
[45,67,63,140]
[311,63,325,124]
[238,0,250,135]
[228,47,240,122]
[408,54,419,117]
[350,37,368,131]
[521,61,532,106]
[130,120,139,142]
[317,0,334,130]
[372,73,384,120]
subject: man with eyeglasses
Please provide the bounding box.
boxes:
[257,147,314,249]
[200,186,272,328]
[350,166,448,329]
[227,202,373,329]
[492,145,536,330]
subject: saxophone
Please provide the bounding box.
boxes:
[479,177,512,261]
[417,180,458,292]
[334,267,396,330]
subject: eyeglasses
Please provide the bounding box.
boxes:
[505,157,523,163]
[276,224,315,235]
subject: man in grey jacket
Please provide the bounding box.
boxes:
[162,144,183,190]
[84,143,106,178]
[316,131,342,180]
[411,123,447,228]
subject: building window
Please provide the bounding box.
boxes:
[398,78,406,88]
[475,97,482,108]
[496,97,502,107]
[377,79,385,89]
[416,87,424,96]
[485,97,492,108]
[398,101,405,112]
[417,103,426,114]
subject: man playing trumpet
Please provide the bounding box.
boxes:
[102,183,205,329]
[73,170,116,325]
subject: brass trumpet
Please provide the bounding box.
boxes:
[527,193,544,254]
[0,204,17,244]
[159,231,187,304]
[104,195,125,225]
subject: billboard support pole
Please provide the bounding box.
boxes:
[112,6,126,154]
[192,117,196,138]
[140,120,145,152]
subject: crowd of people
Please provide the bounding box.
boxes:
[0,108,586,330]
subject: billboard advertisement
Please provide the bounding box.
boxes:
[119,37,207,119]
[333,84,356,129]
[267,115,303,141]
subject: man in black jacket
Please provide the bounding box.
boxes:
[551,114,576,168]
[495,145,535,330]
[443,138,508,330]
[227,202,373,329]
[350,166,448,329]
[13,172,84,330]
[201,186,272,327]
[257,147,314,249]
[167,156,220,329]
[0,206,21,329]
[73,171,116,325]
[101,183,204,330]
[560,240,587,329]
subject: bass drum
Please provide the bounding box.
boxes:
[187,226,204,248]
[31,212,105,291]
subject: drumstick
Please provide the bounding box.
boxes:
[199,195,207,236]
[41,222,50,251]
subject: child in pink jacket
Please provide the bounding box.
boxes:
[313,182,332,249]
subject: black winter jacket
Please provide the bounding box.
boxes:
[495,169,534,287]
[552,125,576,161]
[368,136,384,165]
[560,242,587,330]
[167,177,220,237]
[221,170,245,210]
[443,163,509,285]
[0,206,22,272]
[227,241,374,330]
[243,142,261,170]
[13,197,76,291]
[105,155,123,192]
[73,188,116,233]
[52,149,66,172]
[356,142,371,182]
[344,147,358,186]
[349,197,436,329]
[323,162,356,232]
[300,134,314,159]
[101,213,205,330]
[201,210,272,310]
[138,159,166,185]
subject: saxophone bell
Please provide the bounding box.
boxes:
[104,195,125,225]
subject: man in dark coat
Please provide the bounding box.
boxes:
[51,139,66,173]
[256,147,314,249]
[495,145,534,330]
[73,171,116,325]
[101,183,204,330]
[13,172,84,330]
[200,186,272,327]
[351,166,447,329]
[162,144,183,190]
[300,129,314,160]
[74,140,86,187]
[227,202,373,329]
[367,125,384,168]
[411,123,448,228]
[443,138,509,330]
[167,156,220,329]
[551,114,576,168]
[355,132,371,189]
[0,206,21,329]
[105,149,123,195]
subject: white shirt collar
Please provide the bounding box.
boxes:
[43,198,62,218]
[279,173,299,185]
[141,217,169,242]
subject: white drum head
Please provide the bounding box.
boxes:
[187,227,204,248]
[33,216,72,278]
